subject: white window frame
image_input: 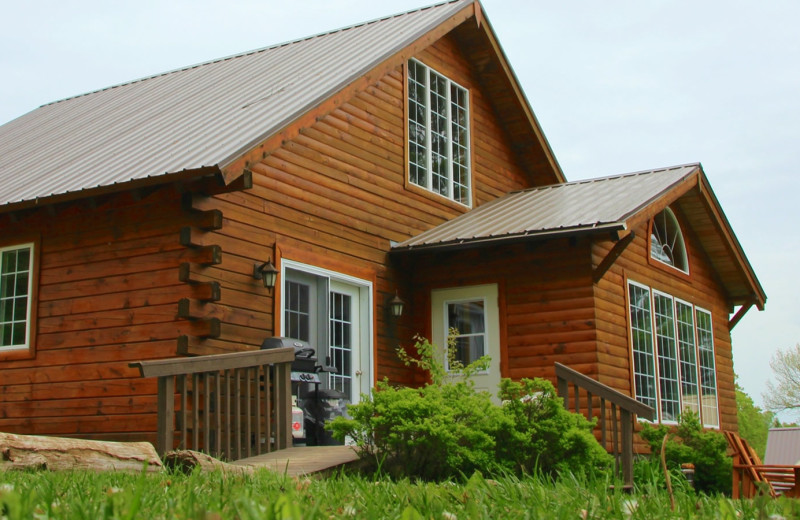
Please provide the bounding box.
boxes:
[628,280,658,419]
[407,58,471,207]
[695,306,719,428]
[627,280,719,428]
[0,242,34,351]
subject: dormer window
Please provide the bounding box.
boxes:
[407,59,471,206]
[650,207,688,273]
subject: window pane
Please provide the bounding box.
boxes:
[2,250,16,272]
[452,335,485,366]
[447,300,486,369]
[329,292,353,399]
[285,281,311,342]
[696,309,719,427]
[676,301,699,415]
[654,293,680,422]
[629,283,657,415]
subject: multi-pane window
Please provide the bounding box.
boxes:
[446,299,486,369]
[628,281,719,426]
[0,244,33,350]
[407,59,471,205]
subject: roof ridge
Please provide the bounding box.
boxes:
[42,0,468,109]
[509,162,701,194]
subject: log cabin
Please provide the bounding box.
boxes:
[0,0,764,451]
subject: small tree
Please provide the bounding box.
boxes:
[736,381,775,459]
[763,343,800,416]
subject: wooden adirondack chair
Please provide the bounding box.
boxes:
[724,430,800,499]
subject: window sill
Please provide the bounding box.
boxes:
[404,180,472,213]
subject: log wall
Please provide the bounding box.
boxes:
[0,185,209,443]
[405,238,597,384]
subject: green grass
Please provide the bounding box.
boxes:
[1,468,799,519]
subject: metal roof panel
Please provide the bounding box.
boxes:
[393,164,699,251]
[0,0,472,207]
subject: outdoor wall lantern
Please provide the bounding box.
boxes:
[389,292,405,318]
[253,259,279,290]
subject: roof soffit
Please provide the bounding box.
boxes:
[678,174,766,309]
[449,2,565,186]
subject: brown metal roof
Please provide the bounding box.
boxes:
[393,164,700,251]
[765,428,800,465]
[0,0,472,208]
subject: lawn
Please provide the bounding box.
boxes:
[1,467,798,519]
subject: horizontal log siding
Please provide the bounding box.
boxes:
[407,239,597,384]
[0,187,195,441]
[592,214,738,448]
[198,34,533,385]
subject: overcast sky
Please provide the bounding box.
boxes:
[2,0,798,414]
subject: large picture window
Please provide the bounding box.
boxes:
[407,59,470,206]
[0,244,34,350]
[627,281,718,427]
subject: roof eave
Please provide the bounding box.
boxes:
[391,221,626,255]
[0,165,222,216]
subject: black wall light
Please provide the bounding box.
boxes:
[253,259,279,291]
[389,292,405,318]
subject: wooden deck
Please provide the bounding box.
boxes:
[230,446,360,477]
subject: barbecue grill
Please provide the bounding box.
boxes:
[260,337,348,445]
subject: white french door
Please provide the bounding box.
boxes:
[281,261,372,404]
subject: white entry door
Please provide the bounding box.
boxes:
[431,284,501,397]
[282,262,372,404]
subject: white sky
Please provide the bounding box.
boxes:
[2,0,798,413]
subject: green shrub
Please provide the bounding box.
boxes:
[496,378,613,478]
[640,412,732,495]
[328,335,612,481]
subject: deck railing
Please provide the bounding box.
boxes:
[555,362,655,487]
[130,347,294,459]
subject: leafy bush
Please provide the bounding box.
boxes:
[328,335,612,481]
[640,412,732,495]
[496,378,613,478]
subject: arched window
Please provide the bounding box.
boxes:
[650,207,689,273]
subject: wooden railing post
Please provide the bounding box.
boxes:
[554,362,654,489]
[275,362,292,450]
[156,376,175,456]
[620,408,633,486]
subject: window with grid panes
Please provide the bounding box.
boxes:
[0,244,33,350]
[407,59,470,205]
[627,281,719,427]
